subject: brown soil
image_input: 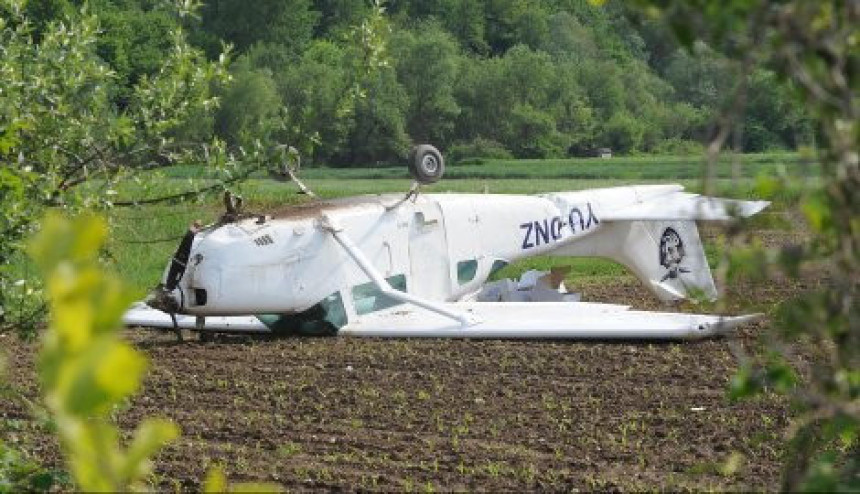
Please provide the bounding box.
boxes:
[0,222,814,491]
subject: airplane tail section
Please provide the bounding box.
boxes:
[544,185,768,302]
[555,219,717,302]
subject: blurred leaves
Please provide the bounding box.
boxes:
[27,212,178,491]
[23,210,279,494]
[730,352,797,401]
[628,0,859,490]
[203,466,282,493]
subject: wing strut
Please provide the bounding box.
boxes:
[319,215,479,327]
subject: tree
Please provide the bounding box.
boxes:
[311,0,372,38]
[512,3,550,50]
[508,103,565,157]
[194,0,319,58]
[440,0,488,55]
[20,0,72,38]
[454,44,572,158]
[543,11,599,62]
[743,68,812,151]
[340,67,410,165]
[453,55,507,145]
[663,44,734,111]
[0,0,231,332]
[93,2,180,105]
[550,61,597,154]
[483,0,525,55]
[392,22,461,146]
[602,111,644,153]
[215,59,283,149]
[270,40,354,164]
[576,59,624,122]
[210,0,395,165]
[332,1,410,165]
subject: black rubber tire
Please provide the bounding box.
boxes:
[408,144,445,184]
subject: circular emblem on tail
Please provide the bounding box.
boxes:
[659,227,687,281]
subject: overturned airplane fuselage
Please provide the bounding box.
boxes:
[128,184,767,339]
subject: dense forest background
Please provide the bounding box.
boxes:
[23,0,812,165]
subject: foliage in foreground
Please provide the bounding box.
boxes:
[629,0,859,490]
[28,213,177,491]
[19,213,280,492]
[0,0,229,334]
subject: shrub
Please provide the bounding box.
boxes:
[447,138,513,164]
[652,138,705,155]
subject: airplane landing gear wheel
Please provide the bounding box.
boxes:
[408,145,444,184]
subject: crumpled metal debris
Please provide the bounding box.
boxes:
[472,268,581,303]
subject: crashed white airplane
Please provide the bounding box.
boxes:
[124,145,768,340]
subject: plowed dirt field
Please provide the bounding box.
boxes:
[1,227,816,491]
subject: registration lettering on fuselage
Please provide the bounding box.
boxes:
[520,203,599,250]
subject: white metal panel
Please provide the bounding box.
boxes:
[408,202,451,300]
[599,191,769,221]
[123,303,269,332]
[436,196,484,298]
[339,303,760,340]
[122,302,759,340]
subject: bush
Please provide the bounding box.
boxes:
[652,138,705,155]
[600,112,645,153]
[447,138,513,164]
[215,62,283,149]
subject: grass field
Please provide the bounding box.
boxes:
[159,151,815,181]
[2,152,814,490]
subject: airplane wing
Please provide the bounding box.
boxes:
[123,301,760,340]
[123,302,270,333]
[339,302,760,340]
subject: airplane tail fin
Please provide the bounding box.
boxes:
[556,219,717,302]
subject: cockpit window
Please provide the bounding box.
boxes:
[352,274,407,315]
[457,259,478,284]
[489,259,509,277]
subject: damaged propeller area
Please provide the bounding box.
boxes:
[124,145,768,341]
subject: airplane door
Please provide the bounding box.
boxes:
[408,203,451,300]
[437,198,481,297]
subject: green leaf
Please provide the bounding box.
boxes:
[754,173,781,200]
[89,274,137,336]
[203,467,228,493]
[54,337,147,416]
[28,213,107,273]
[202,465,283,492]
[801,193,830,233]
[120,418,180,485]
[64,421,122,492]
